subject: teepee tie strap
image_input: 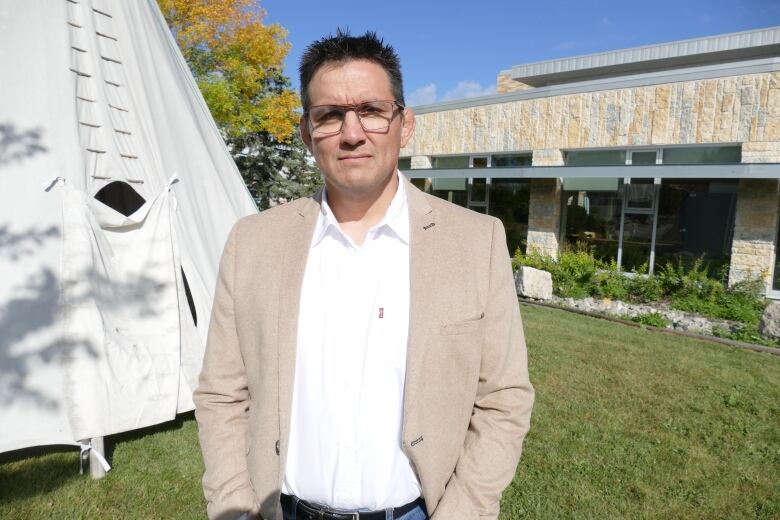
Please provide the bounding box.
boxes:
[79,441,111,474]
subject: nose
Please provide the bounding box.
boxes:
[340,109,366,146]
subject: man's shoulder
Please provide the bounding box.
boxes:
[420,191,499,233]
[233,195,318,236]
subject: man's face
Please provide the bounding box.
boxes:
[301,59,415,198]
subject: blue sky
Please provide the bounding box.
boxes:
[260,0,780,107]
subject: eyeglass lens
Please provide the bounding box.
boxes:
[308,101,398,135]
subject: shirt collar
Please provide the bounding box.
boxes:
[312,170,409,247]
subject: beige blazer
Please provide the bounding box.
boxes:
[194,179,534,520]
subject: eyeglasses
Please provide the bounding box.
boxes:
[305,100,405,136]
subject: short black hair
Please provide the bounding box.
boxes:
[299,29,404,111]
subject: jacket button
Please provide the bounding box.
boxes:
[275,440,280,455]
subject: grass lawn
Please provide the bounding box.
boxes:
[1,304,778,519]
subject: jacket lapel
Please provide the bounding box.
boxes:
[403,179,438,442]
[276,192,320,481]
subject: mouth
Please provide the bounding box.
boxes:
[338,154,372,162]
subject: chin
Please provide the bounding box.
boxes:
[327,175,382,197]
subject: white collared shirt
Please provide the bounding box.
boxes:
[282,173,421,510]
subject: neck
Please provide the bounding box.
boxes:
[326,173,399,245]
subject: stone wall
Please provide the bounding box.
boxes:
[496,72,533,94]
[410,155,432,169]
[531,148,565,166]
[525,149,564,257]
[728,179,779,287]
[742,141,780,163]
[402,71,780,156]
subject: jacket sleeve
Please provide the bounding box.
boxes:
[193,222,258,520]
[432,218,535,519]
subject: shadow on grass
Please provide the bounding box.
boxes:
[0,412,197,503]
[0,449,79,504]
[104,411,195,460]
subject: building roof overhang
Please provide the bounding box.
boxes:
[411,56,780,114]
[504,26,780,87]
[402,163,780,180]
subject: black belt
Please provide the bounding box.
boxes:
[280,493,425,520]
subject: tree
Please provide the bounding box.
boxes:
[158,0,321,208]
[232,121,322,208]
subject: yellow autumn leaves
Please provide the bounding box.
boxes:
[158,0,299,142]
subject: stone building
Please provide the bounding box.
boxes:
[400,27,780,296]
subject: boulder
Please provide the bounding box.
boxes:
[759,301,780,341]
[515,266,553,300]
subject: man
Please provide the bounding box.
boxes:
[194,30,534,520]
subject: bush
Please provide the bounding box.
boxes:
[630,312,670,328]
[555,249,599,298]
[513,248,768,326]
[712,325,779,347]
[514,246,598,299]
[626,271,664,304]
[666,259,766,326]
[592,266,630,301]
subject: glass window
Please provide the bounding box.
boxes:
[625,179,655,211]
[471,178,487,203]
[563,178,619,191]
[655,180,737,274]
[630,151,658,165]
[561,185,623,263]
[472,157,488,168]
[398,157,411,170]
[492,154,532,167]
[432,155,470,169]
[774,210,780,291]
[489,179,530,255]
[662,146,741,164]
[432,178,466,191]
[621,213,654,272]
[431,177,467,207]
[410,178,427,191]
[565,150,627,166]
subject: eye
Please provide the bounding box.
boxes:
[359,103,389,118]
[311,107,343,123]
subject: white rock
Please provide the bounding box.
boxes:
[515,266,553,300]
[759,301,780,341]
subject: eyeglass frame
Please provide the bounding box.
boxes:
[303,100,406,136]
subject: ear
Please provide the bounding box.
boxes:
[399,107,415,148]
[300,115,313,151]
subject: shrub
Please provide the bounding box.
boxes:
[592,263,630,301]
[513,246,557,273]
[626,272,665,303]
[630,312,670,328]
[555,249,599,298]
[514,248,768,327]
[712,325,778,347]
[514,246,597,299]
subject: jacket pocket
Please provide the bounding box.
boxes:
[440,313,485,336]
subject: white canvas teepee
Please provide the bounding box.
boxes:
[0,0,257,455]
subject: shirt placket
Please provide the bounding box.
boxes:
[334,240,367,506]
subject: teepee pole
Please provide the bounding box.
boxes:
[89,437,107,479]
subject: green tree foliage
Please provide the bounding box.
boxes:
[158,0,321,208]
[232,126,322,209]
